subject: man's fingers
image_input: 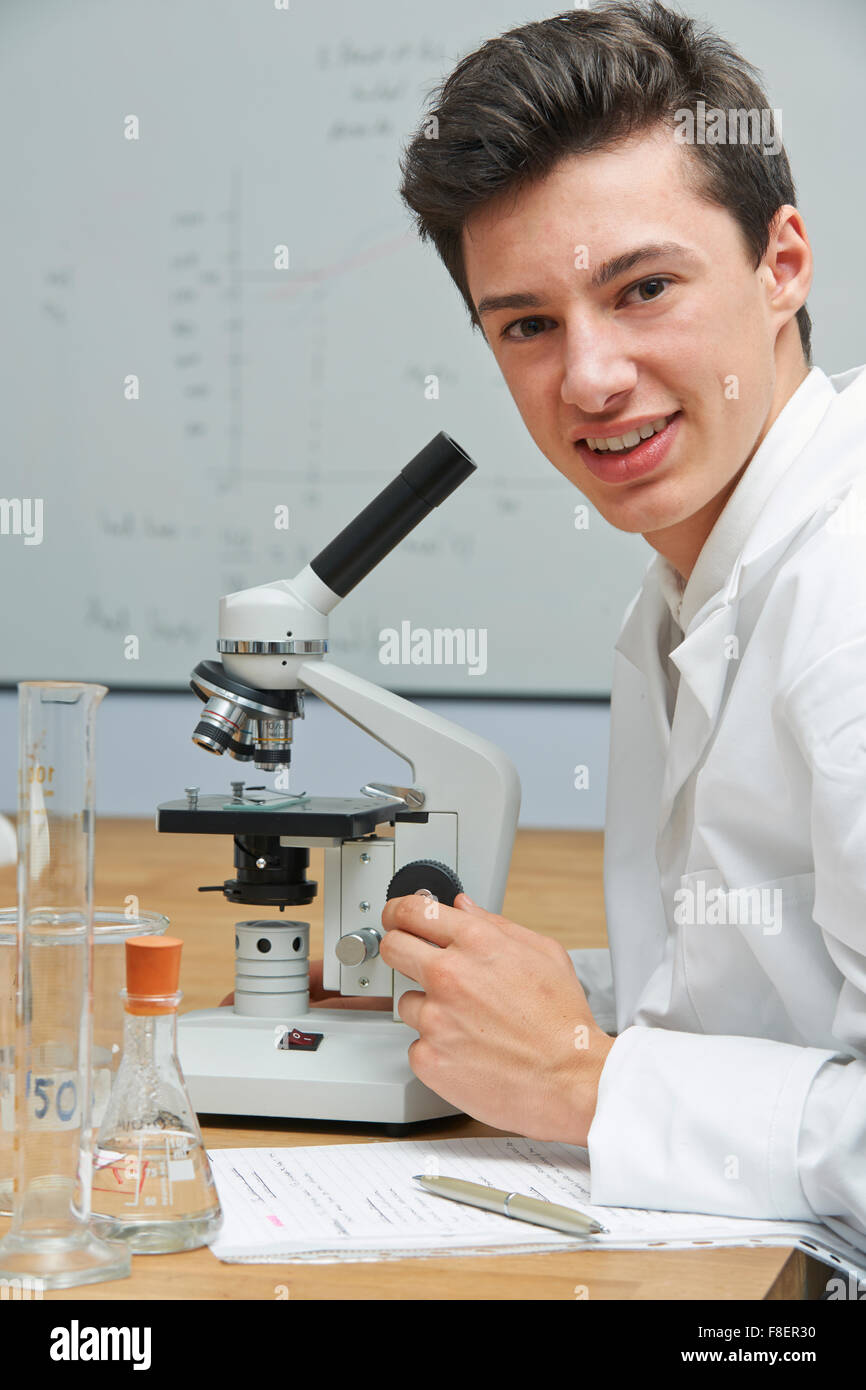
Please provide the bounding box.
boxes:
[382,893,560,966]
[454,893,561,954]
[378,925,441,984]
[395,988,424,1032]
[383,891,532,945]
[381,894,460,945]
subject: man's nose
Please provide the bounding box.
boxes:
[559,314,638,413]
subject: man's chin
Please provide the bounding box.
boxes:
[594,494,688,537]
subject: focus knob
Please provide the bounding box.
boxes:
[335,928,382,966]
[385,859,463,907]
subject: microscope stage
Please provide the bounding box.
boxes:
[156,793,406,837]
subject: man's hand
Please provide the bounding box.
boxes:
[380,891,615,1146]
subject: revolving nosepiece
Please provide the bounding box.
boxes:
[189,660,301,771]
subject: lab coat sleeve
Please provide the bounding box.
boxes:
[587,640,866,1242]
[586,1026,839,1221]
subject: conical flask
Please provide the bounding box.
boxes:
[92,935,222,1252]
[0,682,130,1288]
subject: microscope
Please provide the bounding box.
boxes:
[156,433,521,1126]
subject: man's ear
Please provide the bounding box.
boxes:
[764,204,812,323]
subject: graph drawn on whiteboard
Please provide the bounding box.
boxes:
[0,0,650,696]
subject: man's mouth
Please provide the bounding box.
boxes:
[580,412,678,454]
[574,411,683,484]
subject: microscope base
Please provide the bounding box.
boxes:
[177,1007,461,1125]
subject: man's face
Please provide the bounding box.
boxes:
[461,125,796,545]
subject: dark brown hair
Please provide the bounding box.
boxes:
[399,1,812,363]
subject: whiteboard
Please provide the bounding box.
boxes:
[0,0,854,695]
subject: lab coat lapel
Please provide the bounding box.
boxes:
[658,605,735,835]
[605,564,676,1019]
[614,556,735,844]
[652,364,866,845]
[613,556,674,754]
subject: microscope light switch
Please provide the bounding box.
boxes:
[277,1027,323,1051]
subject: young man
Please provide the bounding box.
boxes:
[380,2,866,1253]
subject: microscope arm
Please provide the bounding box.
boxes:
[296,658,520,913]
[205,433,520,1008]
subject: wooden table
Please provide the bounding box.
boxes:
[0,820,818,1300]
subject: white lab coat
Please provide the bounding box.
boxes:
[574,362,866,1255]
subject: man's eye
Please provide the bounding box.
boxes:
[502,315,552,341]
[500,280,672,339]
[621,277,672,305]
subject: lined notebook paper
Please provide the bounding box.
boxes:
[206,1136,866,1277]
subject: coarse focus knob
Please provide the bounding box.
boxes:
[335,928,382,966]
[385,859,464,907]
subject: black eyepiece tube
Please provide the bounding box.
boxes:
[308,431,476,599]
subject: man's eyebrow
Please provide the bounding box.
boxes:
[590,241,700,289]
[476,242,700,317]
[476,290,545,317]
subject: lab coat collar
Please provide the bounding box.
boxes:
[730,364,866,600]
[613,363,866,837]
[676,366,837,632]
[616,363,866,695]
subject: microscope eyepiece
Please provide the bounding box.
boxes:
[190,434,476,770]
[308,431,476,600]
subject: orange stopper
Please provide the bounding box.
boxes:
[124,935,183,1014]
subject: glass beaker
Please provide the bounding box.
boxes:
[0,905,170,1215]
[0,682,130,1288]
[92,936,223,1252]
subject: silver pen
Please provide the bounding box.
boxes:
[413,1174,607,1237]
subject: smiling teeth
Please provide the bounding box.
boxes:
[585,416,671,452]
